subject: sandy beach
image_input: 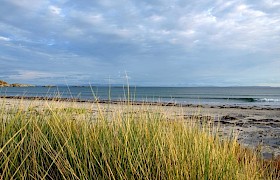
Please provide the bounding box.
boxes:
[1,97,280,159]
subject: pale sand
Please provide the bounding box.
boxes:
[1,98,280,159]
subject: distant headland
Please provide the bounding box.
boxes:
[0,80,35,87]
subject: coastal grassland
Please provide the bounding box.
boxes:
[0,99,279,179]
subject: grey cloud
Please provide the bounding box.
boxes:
[0,0,279,86]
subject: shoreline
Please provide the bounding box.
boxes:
[1,95,280,110]
[1,96,280,159]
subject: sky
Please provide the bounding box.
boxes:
[0,0,280,86]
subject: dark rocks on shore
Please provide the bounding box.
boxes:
[42,85,56,87]
[221,115,238,120]
[10,83,35,87]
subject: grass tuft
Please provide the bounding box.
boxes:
[0,99,279,179]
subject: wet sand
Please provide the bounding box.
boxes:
[179,105,280,159]
[1,97,279,159]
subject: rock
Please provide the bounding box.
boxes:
[10,83,35,87]
[221,115,238,120]
[0,80,35,87]
[0,80,9,87]
[42,85,56,87]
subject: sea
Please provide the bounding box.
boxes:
[1,86,280,107]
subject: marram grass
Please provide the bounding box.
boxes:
[0,100,279,179]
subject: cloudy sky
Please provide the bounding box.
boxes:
[0,0,280,86]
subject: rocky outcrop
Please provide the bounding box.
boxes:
[10,83,35,87]
[0,80,9,87]
[0,80,35,87]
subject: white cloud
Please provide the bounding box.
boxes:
[232,4,266,19]
[0,36,10,41]
[9,70,63,80]
[6,0,47,10]
[263,0,280,8]
[69,11,105,28]
[49,5,62,15]
[88,14,104,24]
[63,27,85,38]
[172,1,280,51]
[149,15,165,22]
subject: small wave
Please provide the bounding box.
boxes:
[254,98,280,102]
[219,98,280,102]
[137,97,280,103]
[195,97,280,103]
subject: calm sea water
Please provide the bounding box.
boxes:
[1,86,280,107]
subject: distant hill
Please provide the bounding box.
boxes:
[0,80,35,87]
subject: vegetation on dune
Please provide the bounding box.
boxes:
[0,100,279,179]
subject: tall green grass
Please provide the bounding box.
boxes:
[0,99,279,179]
